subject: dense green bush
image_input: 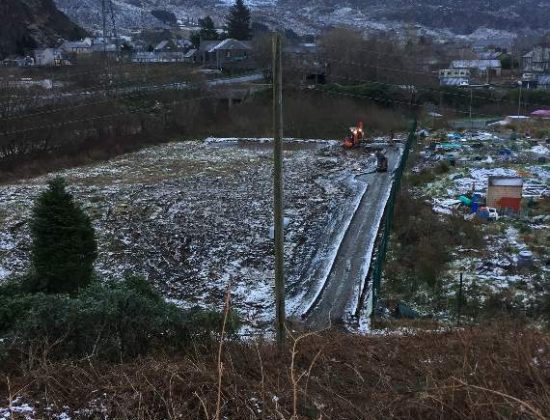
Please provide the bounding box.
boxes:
[0,276,239,360]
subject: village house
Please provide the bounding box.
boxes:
[538,74,550,90]
[60,38,93,55]
[131,39,192,63]
[450,60,502,78]
[182,49,199,63]
[2,56,34,67]
[283,43,328,85]
[131,51,186,63]
[522,47,550,73]
[199,38,254,71]
[89,38,118,54]
[33,48,68,66]
[477,51,504,60]
[60,37,124,56]
[520,72,550,90]
[154,40,178,53]
[438,68,470,86]
[486,176,523,214]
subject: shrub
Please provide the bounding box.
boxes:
[408,169,437,186]
[0,276,239,361]
[25,177,97,294]
[185,305,241,340]
[433,161,450,174]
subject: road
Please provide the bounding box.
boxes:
[304,146,402,329]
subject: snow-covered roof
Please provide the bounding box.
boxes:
[478,51,503,60]
[488,176,523,187]
[451,60,501,70]
[155,40,170,50]
[523,47,550,61]
[199,41,219,53]
[183,49,198,58]
[61,39,92,49]
[207,38,251,53]
[34,48,64,56]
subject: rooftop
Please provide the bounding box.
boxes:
[207,39,251,53]
[451,60,501,69]
[488,176,523,187]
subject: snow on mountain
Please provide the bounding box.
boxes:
[53,0,549,38]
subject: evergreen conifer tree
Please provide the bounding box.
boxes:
[199,16,219,41]
[226,0,251,40]
[27,177,97,294]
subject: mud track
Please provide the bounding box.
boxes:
[304,147,402,329]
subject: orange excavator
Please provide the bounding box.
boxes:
[343,121,364,149]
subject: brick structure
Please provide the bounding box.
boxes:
[486,176,523,214]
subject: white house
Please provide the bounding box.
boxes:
[34,48,67,66]
[522,48,550,73]
[60,38,93,55]
[451,60,502,77]
[439,68,470,86]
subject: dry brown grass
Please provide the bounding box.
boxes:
[1,324,549,419]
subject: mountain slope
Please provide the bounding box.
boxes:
[53,0,221,32]
[0,0,86,58]
[53,0,550,37]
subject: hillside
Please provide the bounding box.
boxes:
[53,0,550,38]
[0,0,86,58]
[280,0,550,34]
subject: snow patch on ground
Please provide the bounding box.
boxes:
[531,145,550,155]
[0,398,35,419]
[348,147,404,325]
[0,139,372,333]
[298,178,369,316]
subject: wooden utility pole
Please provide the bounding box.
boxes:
[517,82,523,117]
[457,272,464,327]
[272,33,286,348]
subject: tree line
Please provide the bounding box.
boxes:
[191,0,252,47]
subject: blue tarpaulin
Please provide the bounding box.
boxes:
[447,132,463,140]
